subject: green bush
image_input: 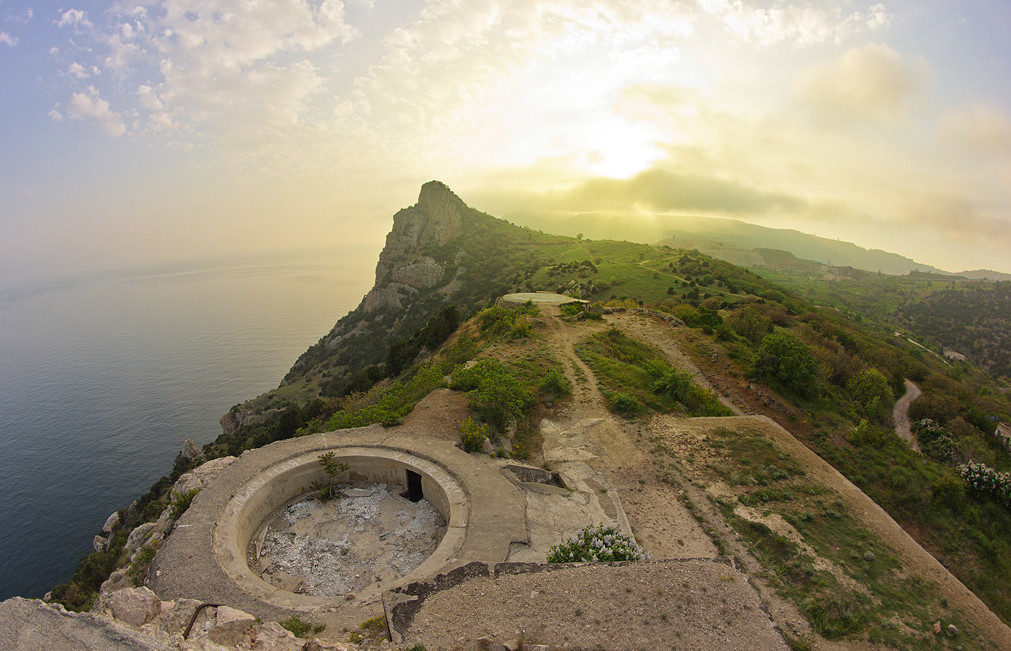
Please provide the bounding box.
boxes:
[754,331,819,398]
[451,359,535,432]
[547,524,651,563]
[609,392,641,418]
[169,488,200,520]
[847,368,894,419]
[538,367,572,398]
[460,417,487,453]
[280,615,325,638]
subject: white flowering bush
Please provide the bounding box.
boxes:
[959,462,1011,509]
[547,524,651,563]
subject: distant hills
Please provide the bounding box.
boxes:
[505,211,950,276]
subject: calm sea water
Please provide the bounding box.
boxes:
[0,251,374,599]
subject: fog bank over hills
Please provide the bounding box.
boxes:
[504,211,952,276]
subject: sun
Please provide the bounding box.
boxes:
[581,117,661,179]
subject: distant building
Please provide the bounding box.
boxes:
[943,349,966,362]
[997,423,1011,451]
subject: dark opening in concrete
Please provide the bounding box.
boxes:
[406,470,424,502]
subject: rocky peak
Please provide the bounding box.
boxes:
[416,180,465,239]
[369,181,467,300]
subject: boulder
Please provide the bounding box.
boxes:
[180,439,202,461]
[102,511,120,534]
[124,522,158,554]
[106,586,161,627]
[253,622,306,650]
[93,534,109,553]
[208,605,256,646]
[172,456,237,496]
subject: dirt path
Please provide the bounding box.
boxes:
[894,379,922,452]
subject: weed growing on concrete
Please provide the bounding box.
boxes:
[280,615,325,638]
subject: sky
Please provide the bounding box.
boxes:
[2,0,1011,283]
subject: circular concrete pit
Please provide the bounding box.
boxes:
[216,447,466,608]
[149,428,528,618]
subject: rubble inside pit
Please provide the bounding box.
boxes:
[248,483,446,596]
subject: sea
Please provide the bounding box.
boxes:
[0,249,376,600]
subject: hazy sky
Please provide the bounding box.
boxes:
[2,0,1010,282]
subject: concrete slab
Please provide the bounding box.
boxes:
[149,426,526,620]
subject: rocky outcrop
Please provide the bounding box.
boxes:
[0,596,170,650]
[106,587,161,627]
[359,182,462,314]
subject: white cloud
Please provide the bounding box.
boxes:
[700,0,893,46]
[798,43,921,124]
[0,31,15,46]
[56,9,92,29]
[67,62,89,78]
[939,104,1011,156]
[48,109,63,122]
[64,86,127,136]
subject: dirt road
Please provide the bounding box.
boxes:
[894,379,922,452]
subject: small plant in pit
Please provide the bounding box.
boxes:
[547,523,651,563]
[280,615,325,638]
[311,451,349,501]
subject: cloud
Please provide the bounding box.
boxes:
[64,87,127,136]
[67,62,89,78]
[797,43,922,124]
[939,104,1011,156]
[56,9,92,29]
[543,167,811,216]
[0,31,14,46]
[700,1,892,46]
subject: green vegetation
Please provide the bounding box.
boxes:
[575,328,731,417]
[168,488,200,520]
[311,451,349,501]
[460,416,488,453]
[450,358,536,433]
[703,428,976,648]
[127,544,157,588]
[279,615,325,638]
[753,330,819,398]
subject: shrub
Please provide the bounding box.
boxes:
[280,615,325,638]
[169,488,200,520]
[754,331,819,398]
[450,359,535,432]
[547,524,651,563]
[128,545,157,587]
[460,417,487,453]
[847,368,894,419]
[538,367,571,398]
[608,392,641,418]
[959,461,1011,510]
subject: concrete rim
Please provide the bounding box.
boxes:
[213,445,469,609]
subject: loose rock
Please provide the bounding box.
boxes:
[208,605,256,646]
[106,587,161,627]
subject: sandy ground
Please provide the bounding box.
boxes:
[405,560,788,651]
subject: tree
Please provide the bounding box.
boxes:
[316,452,349,501]
[754,331,819,397]
[847,367,894,419]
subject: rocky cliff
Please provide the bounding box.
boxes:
[219,180,565,426]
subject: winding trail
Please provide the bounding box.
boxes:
[894,378,922,452]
